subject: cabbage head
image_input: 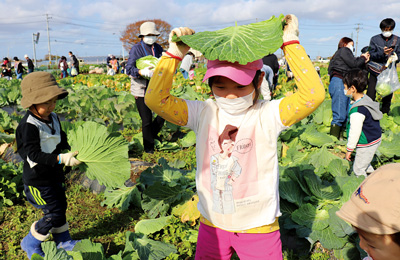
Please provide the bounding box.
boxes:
[376,83,392,97]
[136,55,159,70]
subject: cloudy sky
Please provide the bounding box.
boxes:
[1,0,400,62]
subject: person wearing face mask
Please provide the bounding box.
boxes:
[145,15,325,259]
[343,69,382,178]
[366,18,400,114]
[125,21,164,153]
[328,37,370,139]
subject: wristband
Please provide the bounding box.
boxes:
[58,154,62,164]
[165,52,183,61]
[281,40,300,49]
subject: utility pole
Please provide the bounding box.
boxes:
[32,34,37,68]
[46,14,52,67]
[354,23,363,55]
[32,32,40,68]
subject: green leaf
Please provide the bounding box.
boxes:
[66,251,84,260]
[312,100,332,126]
[0,133,14,144]
[310,226,348,250]
[378,138,400,158]
[300,128,336,147]
[333,242,361,260]
[68,122,131,188]
[308,146,341,171]
[179,131,196,148]
[285,166,313,196]
[140,158,183,187]
[303,172,342,200]
[292,203,330,231]
[328,207,354,237]
[31,254,44,260]
[41,241,74,260]
[101,186,141,211]
[335,176,364,203]
[143,182,182,203]
[326,159,350,177]
[72,239,105,260]
[279,179,306,207]
[142,194,170,218]
[176,15,284,64]
[135,216,172,235]
[133,236,177,260]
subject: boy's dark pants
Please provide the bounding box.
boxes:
[24,183,67,235]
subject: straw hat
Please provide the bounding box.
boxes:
[139,22,160,37]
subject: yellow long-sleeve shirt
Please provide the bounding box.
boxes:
[146,43,324,127]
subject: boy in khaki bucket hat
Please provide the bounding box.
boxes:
[336,163,400,260]
[16,72,81,259]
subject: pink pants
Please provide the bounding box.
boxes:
[195,223,283,260]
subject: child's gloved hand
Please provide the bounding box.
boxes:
[166,27,195,59]
[59,151,81,166]
[282,14,299,44]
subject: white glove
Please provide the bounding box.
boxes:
[59,151,81,167]
[165,27,195,59]
[139,67,154,78]
[386,52,398,66]
[282,14,299,44]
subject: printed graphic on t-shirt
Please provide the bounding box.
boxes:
[203,124,258,215]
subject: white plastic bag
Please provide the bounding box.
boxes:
[376,61,400,97]
[70,67,78,76]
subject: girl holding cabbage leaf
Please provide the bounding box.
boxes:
[145,15,324,259]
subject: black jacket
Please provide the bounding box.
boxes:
[16,111,70,186]
[27,58,34,70]
[328,47,366,78]
[369,34,400,65]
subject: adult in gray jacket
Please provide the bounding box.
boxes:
[366,18,400,114]
[328,37,369,139]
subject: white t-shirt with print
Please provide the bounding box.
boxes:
[185,98,287,231]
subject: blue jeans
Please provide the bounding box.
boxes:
[16,72,23,80]
[329,77,350,126]
[180,68,189,79]
[61,70,68,78]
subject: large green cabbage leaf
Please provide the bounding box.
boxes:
[68,121,131,188]
[173,15,284,64]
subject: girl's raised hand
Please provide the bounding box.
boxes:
[282,14,299,45]
[166,27,195,59]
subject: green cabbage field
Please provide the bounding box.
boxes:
[1,65,400,260]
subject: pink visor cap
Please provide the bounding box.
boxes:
[203,59,263,86]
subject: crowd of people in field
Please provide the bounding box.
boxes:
[2,15,400,260]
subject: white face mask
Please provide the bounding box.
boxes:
[143,36,157,45]
[344,89,353,99]
[382,30,393,38]
[214,90,255,115]
[347,44,354,52]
